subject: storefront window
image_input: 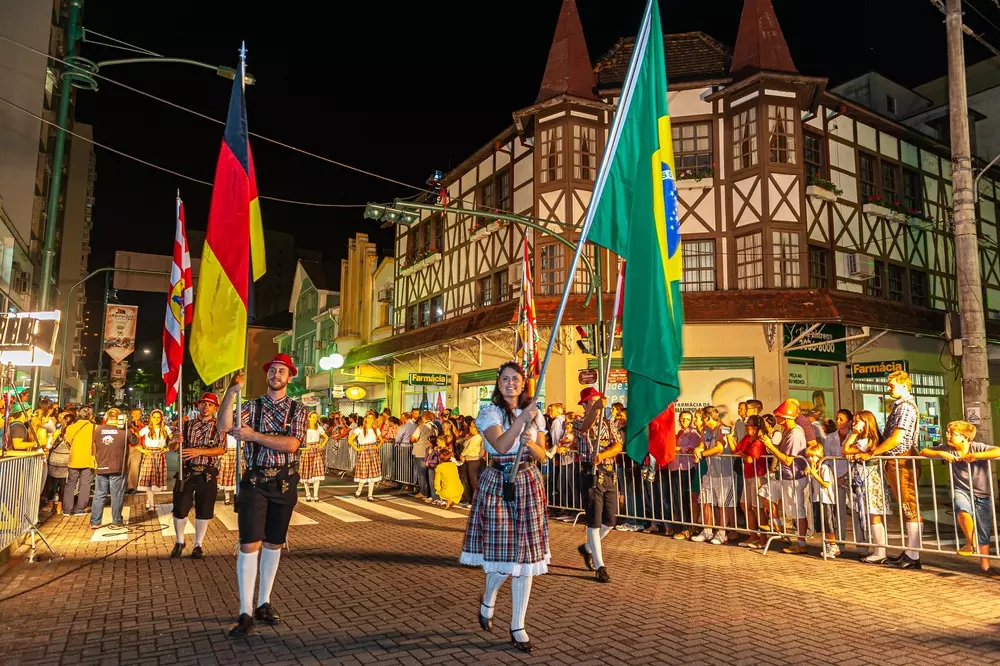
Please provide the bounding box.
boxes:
[853,369,944,448]
[787,362,835,422]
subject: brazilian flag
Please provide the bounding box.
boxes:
[585,0,683,461]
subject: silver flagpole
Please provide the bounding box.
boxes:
[504,0,653,489]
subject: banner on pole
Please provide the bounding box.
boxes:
[110,360,128,389]
[103,305,138,362]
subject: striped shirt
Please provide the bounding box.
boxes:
[240,394,308,468]
[182,418,225,466]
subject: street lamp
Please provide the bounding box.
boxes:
[142,348,151,355]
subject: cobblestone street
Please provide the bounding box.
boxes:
[3,480,1000,665]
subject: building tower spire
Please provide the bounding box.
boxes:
[536,0,597,103]
[730,0,797,80]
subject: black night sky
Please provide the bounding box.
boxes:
[73,0,993,374]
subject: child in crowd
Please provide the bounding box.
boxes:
[424,435,442,503]
[805,442,840,558]
[434,448,464,509]
[735,415,770,549]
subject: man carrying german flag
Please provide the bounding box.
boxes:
[189,45,306,639]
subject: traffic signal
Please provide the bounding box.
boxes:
[575,325,595,355]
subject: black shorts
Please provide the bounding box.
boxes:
[583,469,619,529]
[236,470,298,545]
[172,468,218,520]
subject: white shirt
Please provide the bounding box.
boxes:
[475,403,547,456]
[352,427,379,446]
[140,425,171,449]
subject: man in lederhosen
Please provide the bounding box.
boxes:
[218,353,308,637]
[170,392,226,559]
[575,387,623,584]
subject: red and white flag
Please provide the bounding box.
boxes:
[515,238,541,395]
[162,194,194,406]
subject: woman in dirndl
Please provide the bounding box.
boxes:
[218,432,241,505]
[300,411,329,502]
[349,412,383,501]
[461,361,548,654]
[137,409,172,511]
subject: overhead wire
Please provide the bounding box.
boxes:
[0,94,366,207]
[82,28,162,56]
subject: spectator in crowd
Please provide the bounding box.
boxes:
[921,420,1000,576]
[434,448,464,509]
[62,406,96,516]
[735,414,769,548]
[843,410,890,564]
[692,406,737,545]
[805,442,840,558]
[668,410,700,541]
[410,411,435,499]
[762,400,809,554]
[461,419,483,508]
[424,434,443,503]
[43,411,74,513]
[823,409,853,545]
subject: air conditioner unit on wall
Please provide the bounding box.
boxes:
[846,253,876,279]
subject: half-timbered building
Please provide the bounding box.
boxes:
[341,0,1000,445]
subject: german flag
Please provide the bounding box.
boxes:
[191,54,266,385]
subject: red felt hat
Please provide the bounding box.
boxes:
[578,387,605,406]
[264,353,298,377]
[773,399,799,420]
[196,392,219,407]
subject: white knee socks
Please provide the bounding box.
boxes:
[194,518,209,547]
[146,490,155,507]
[510,575,533,642]
[586,527,606,569]
[312,480,320,499]
[869,522,887,560]
[481,571,508,619]
[257,548,281,607]
[905,522,921,560]
[173,518,187,545]
[237,550,258,616]
[303,481,312,499]
[367,480,376,498]
[356,481,365,496]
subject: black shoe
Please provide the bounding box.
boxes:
[254,602,281,625]
[190,546,204,560]
[228,614,255,637]
[595,566,611,583]
[510,629,533,653]
[886,553,922,570]
[478,601,493,632]
[860,556,887,565]
[170,543,184,558]
[886,552,903,563]
[578,544,595,571]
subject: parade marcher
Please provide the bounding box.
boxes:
[126,408,143,492]
[349,413,383,500]
[574,387,622,584]
[218,430,241,505]
[300,411,329,502]
[461,361,548,654]
[170,393,226,559]
[136,409,172,511]
[217,354,308,638]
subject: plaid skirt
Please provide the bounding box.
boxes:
[353,445,382,482]
[137,450,167,491]
[218,450,242,490]
[459,458,550,576]
[299,446,325,482]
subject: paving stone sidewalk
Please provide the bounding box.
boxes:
[2,484,1000,665]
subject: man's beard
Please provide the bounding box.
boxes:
[268,377,288,391]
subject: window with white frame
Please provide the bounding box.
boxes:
[772,230,801,287]
[540,126,564,183]
[539,242,564,295]
[681,240,716,291]
[732,107,758,171]
[768,104,796,164]
[573,125,597,181]
[736,231,764,289]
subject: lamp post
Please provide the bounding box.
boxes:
[34,4,254,404]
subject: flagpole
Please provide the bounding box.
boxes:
[505,0,654,489]
[233,43,249,512]
[600,258,624,400]
[176,190,185,489]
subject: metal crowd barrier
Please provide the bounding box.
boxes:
[0,452,48,557]
[543,450,1000,566]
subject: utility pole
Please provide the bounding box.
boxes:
[946,0,993,443]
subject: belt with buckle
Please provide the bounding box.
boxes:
[490,459,533,472]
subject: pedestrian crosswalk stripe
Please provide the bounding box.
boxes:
[288,510,317,526]
[155,503,195,537]
[213,504,240,531]
[335,496,420,520]
[386,498,467,519]
[304,500,371,523]
[90,507,132,542]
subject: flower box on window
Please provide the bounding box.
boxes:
[399,250,442,277]
[469,220,504,242]
[806,185,837,203]
[676,178,712,191]
[862,202,906,223]
[906,216,936,231]
[675,166,714,190]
